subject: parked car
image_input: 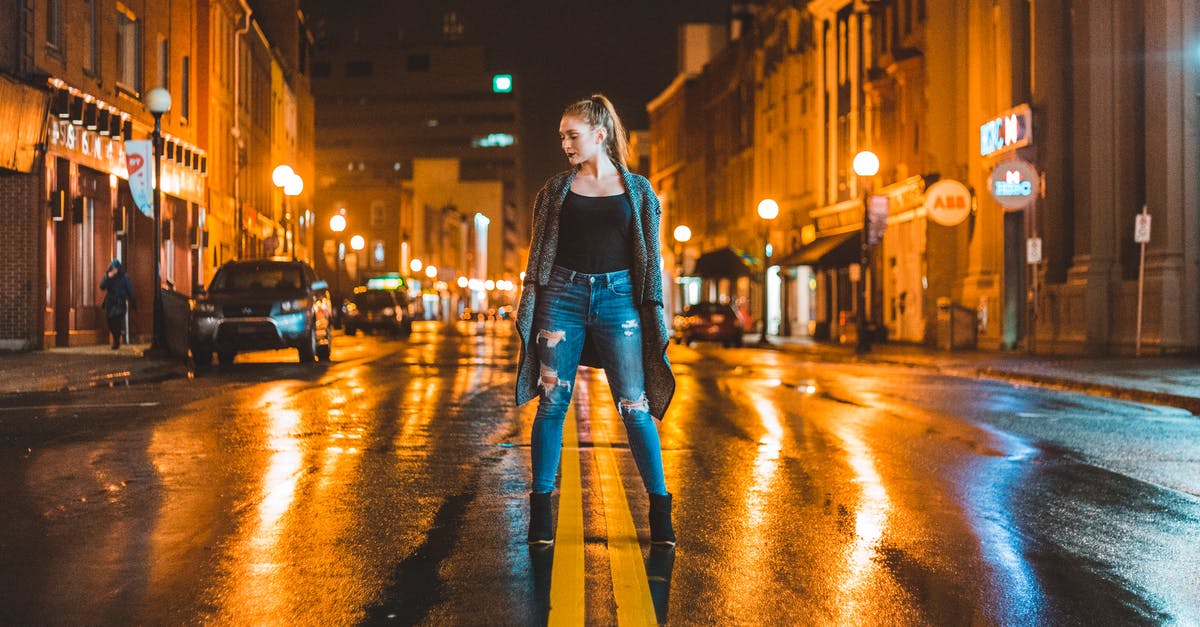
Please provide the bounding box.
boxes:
[672,302,745,348]
[343,288,414,337]
[190,260,333,366]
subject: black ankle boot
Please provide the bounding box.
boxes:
[648,493,676,546]
[528,492,555,545]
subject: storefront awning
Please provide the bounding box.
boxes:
[774,231,860,268]
[692,246,755,278]
[0,76,49,173]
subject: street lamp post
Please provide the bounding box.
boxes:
[853,150,880,354]
[146,87,171,356]
[272,165,303,261]
[350,234,365,285]
[329,211,346,303]
[672,224,691,314]
[756,198,779,346]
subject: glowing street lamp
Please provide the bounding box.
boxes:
[425,265,438,279]
[410,258,423,274]
[146,87,171,356]
[672,224,691,313]
[272,165,303,260]
[328,211,347,302]
[853,150,880,354]
[756,198,779,346]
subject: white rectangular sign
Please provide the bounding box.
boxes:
[1134,213,1151,244]
[1027,237,1042,264]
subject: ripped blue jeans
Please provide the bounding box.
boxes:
[530,265,668,496]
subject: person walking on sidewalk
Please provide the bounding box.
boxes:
[100,259,135,349]
[515,94,677,546]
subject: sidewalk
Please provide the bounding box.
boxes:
[1,336,1198,416]
[0,343,189,394]
[764,335,1200,416]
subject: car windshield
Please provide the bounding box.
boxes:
[210,265,304,292]
[351,291,395,308]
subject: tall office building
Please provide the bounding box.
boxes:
[306,5,524,307]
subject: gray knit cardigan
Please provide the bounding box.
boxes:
[514,164,675,419]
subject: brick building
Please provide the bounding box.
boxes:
[0,0,314,350]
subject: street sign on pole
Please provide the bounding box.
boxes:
[867,195,889,245]
[1134,213,1152,244]
[1136,205,1150,355]
[1026,237,1042,264]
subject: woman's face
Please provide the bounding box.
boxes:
[559,115,603,166]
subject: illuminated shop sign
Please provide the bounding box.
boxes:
[979,103,1032,158]
[472,133,514,148]
[988,158,1040,210]
[924,179,972,226]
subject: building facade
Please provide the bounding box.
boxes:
[649,0,1200,355]
[0,0,314,351]
[306,10,524,311]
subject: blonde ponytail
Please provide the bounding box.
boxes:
[563,93,629,168]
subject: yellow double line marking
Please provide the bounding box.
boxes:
[549,404,585,622]
[548,397,657,626]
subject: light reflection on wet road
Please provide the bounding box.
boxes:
[0,320,1197,625]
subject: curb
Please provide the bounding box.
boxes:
[977,367,1200,416]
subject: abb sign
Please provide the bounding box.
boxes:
[924,179,971,226]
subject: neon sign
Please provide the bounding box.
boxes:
[980,104,1032,158]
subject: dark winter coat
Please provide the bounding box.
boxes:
[514,163,675,419]
[100,261,135,319]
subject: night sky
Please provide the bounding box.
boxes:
[303,0,735,202]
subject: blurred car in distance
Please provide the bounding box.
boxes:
[672,301,745,348]
[343,287,414,337]
[190,260,333,365]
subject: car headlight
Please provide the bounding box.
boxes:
[280,298,310,313]
[382,307,395,316]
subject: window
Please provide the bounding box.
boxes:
[407,53,430,72]
[116,6,141,93]
[345,60,373,77]
[371,241,385,268]
[181,56,190,120]
[370,201,386,227]
[83,0,98,73]
[46,0,62,50]
[75,198,94,307]
[157,36,169,88]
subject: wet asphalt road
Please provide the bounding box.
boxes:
[0,320,1197,625]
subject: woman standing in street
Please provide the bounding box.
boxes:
[514,94,676,546]
[100,259,135,349]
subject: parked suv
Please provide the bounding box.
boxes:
[672,302,745,348]
[343,288,414,337]
[190,260,333,365]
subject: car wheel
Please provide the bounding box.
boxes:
[192,347,212,368]
[316,338,331,362]
[218,350,236,366]
[299,327,317,363]
[400,319,413,338]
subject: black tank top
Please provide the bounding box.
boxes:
[553,191,633,274]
